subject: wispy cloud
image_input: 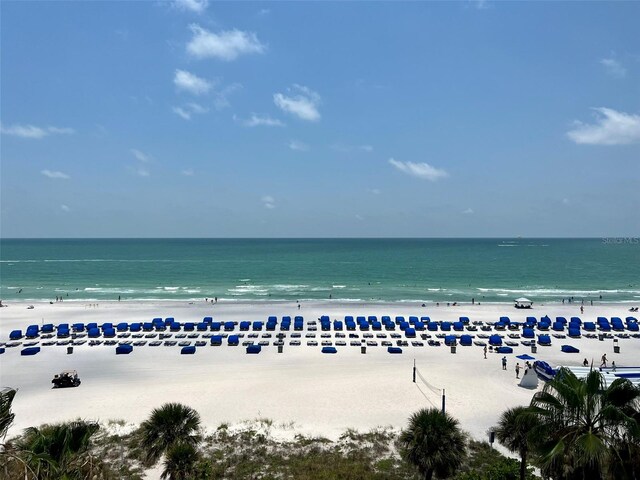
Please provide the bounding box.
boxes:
[1,123,75,139]
[41,169,70,179]
[600,57,626,78]
[462,208,474,214]
[567,107,640,145]
[181,168,195,176]
[128,166,150,177]
[288,140,309,151]
[187,25,266,61]
[368,188,381,195]
[235,113,284,127]
[130,148,152,162]
[213,82,242,110]
[174,69,212,95]
[60,204,71,212]
[273,84,321,122]
[473,0,490,9]
[332,143,374,153]
[172,102,209,120]
[172,0,208,14]
[388,158,449,181]
[261,195,275,209]
[129,149,152,176]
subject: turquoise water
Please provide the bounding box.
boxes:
[0,238,638,303]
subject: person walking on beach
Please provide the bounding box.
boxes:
[580,305,584,314]
[483,345,487,359]
[515,363,521,379]
[583,358,589,367]
[502,356,507,370]
[611,361,617,372]
[601,353,607,368]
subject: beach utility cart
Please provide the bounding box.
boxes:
[52,370,81,388]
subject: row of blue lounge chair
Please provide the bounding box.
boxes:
[8,315,637,342]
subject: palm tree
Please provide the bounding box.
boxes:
[161,442,199,480]
[16,420,100,479]
[0,388,17,444]
[494,405,540,480]
[529,367,640,479]
[398,408,467,480]
[139,402,201,467]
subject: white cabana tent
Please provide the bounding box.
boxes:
[514,297,533,309]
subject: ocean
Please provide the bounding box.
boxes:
[0,238,638,304]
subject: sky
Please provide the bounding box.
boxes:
[1,0,639,238]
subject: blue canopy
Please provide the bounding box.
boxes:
[116,344,133,354]
[561,344,580,353]
[21,347,41,356]
[321,346,337,354]
[210,335,223,345]
[387,346,403,354]
[516,354,535,360]
[246,344,262,354]
[181,346,196,354]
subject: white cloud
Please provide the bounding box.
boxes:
[172,102,209,120]
[273,85,321,121]
[332,143,374,153]
[173,107,192,120]
[368,188,381,195]
[355,214,364,221]
[186,25,266,61]
[129,166,150,177]
[173,0,208,14]
[1,123,75,139]
[261,195,275,209]
[213,83,242,110]
[181,168,195,176]
[462,208,474,215]
[174,69,212,95]
[388,158,449,181]
[131,148,152,162]
[41,169,70,179]
[288,140,309,151]
[235,113,284,127]
[60,204,70,212]
[567,107,640,145]
[600,58,626,78]
[562,198,570,205]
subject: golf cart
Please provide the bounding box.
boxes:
[51,370,81,388]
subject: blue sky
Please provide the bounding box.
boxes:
[1,0,639,238]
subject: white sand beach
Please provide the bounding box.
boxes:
[1,300,638,448]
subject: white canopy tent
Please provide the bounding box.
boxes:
[514,297,533,309]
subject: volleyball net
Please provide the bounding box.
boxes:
[413,361,446,413]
